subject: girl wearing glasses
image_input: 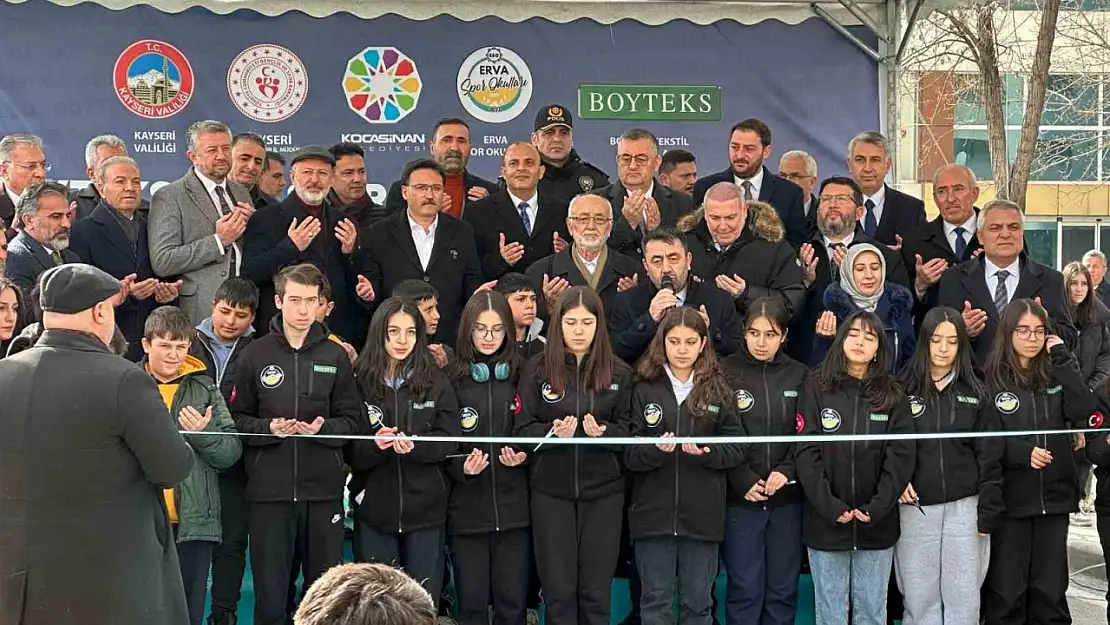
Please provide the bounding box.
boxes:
[795,310,914,625]
[625,306,745,625]
[447,291,531,625]
[719,297,808,625]
[980,299,1099,625]
[514,286,633,625]
[894,307,1003,625]
[350,297,460,607]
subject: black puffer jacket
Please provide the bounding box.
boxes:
[1076,300,1110,390]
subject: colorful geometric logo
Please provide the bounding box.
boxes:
[113,40,194,120]
[456,46,532,124]
[227,44,308,123]
[342,47,421,124]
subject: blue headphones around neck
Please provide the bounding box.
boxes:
[471,361,511,383]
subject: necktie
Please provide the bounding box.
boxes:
[742,181,754,202]
[953,226,967,258]
[829,243,845,278]
[50,250,62,266]
[993,269,1011,314]
[518,201,532,236]
[214,186,232,216]
[864,199,878,237]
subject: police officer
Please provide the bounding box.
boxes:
[532,104,610,205]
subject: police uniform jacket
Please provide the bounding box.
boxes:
[539,149,609,206]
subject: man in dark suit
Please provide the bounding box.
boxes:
[328,142,385,233]
[1083,250,1110,309]
[230,132,279,212]
[788,176,910,364]
[692,119,808,246]
[900,164,983,320]
[383,118,499,218]
[937,198,1075,362]
[0,133,48,238]
[847,131,926,248]
[778,149,819,241]
[610,227,739,363]
[242,147,364,345]
[73,134,151,221]
[593,128,694,258]
[4,181,81,304]
[465,142,569,282]
[363,158,482,344]
[69,156,180,361]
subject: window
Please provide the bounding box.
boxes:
[953,129,1020,182]
[954,75,1025,126]
[1032,131,1099,182]
[1062,223,1097,266]
[1024,220,1058,268]
[1043,75,1098,126]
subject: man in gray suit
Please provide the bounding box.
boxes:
[149,120,253,323]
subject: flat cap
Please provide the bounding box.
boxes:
[290,146,336,168]
[535,104,573,131]
[39,263,121,314]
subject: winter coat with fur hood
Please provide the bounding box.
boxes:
[812,282,915,372]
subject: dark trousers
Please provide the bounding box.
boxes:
[982,514,1071,625]
[451,528,531,625]
[177,539,215,625]
[210,461,249,619]
[636,536,719,625]
[619,478,641,625]
[355,519,446,608]
[249,500,344,625]
[531,490,623,625]
[1097,512,1110,624]
[721,504,802,625]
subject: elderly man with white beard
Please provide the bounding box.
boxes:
[242,146,365,344]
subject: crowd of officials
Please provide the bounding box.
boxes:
[1,103,1110,625]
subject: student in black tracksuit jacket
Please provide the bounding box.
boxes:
[448,291,531,625]
[795,310,915,625]
[229,264,362,625]
[626,306,746,625]
[349,296,460,607]
[980,298,1101,625]
[514,286,634,625]
[894,306,1004,625]
[719,297,809,625]
[1083,394,1110,624]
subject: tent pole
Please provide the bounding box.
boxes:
[811,3,881,61]
[836,0,889,42]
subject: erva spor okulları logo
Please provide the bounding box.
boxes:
[456,46,533,124]
[343,47,422,124]
[113,40,194,120]
[227,44,308,123]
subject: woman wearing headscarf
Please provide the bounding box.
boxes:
[813,243,915,371]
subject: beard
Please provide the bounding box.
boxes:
[297,186,329,205]
[818,214,856,239]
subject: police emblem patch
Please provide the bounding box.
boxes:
[820,408,841,432]
[578,176,595,191]
[643,403,663,427]
[541,382,564,403]
[260,365,284,389]
[460,407,480,432]
[734,389,754,412]
[995,392,1020,414]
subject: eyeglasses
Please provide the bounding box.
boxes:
[473,325,506,339]
[617,154,652,167]
[569,215,613,227]
[1013,327,1046,340]
[780,172,812,181]
[6,160,50,173]
[407,184,444,194]
[819,194,856,205]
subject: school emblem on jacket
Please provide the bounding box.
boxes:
[365,403,383,427]
[820,408,841,432]
[578,175,594,191]
[541,382,564,403]
[460,407,480,432]
[734,389,754,412]
[643,403,663,427]
[260,365,284,389]
[909,396,925,417]
[995,392,1020,414]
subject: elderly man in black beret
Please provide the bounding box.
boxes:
[0,263,195,625]
[241,146,366,345]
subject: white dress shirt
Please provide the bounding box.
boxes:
[507,190,539,233]
[194,169,241,275]
[626,181,655,229]
[575,248,600,275]
[733,167,765,200]
[5,185,21,210]
[822,231,856,262]
[864,185,887,225]
[665,364,695,406]
[984,256,1020,307]
[943,213,977,256]
[408,211,438,271]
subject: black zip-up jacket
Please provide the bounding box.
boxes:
[904,380,1004,534]
[514,353,633,501]
[447,369,530,535]
[230,317,362,502]
[351,372,460,533]
[991,345,1099,518]
[190,326,255,402]
[795,377,915,551]
[624,376,746,542]
[720,348,808,509]
[1083,394,1110,514]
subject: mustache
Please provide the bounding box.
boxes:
[443,150,464,160]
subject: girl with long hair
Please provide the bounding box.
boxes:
[980,299,1099,625]
[718,297,808,625]
[349,296,460,608]
[0,278,25,358]
[513,286,633,625]
[625,306,745,625]
[894,307,1003,624]
[796,310,914,625]
[447,290,530,625]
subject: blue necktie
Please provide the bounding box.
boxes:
[864,199,877,237]
[518,201,532,236]
[953,226,967,258]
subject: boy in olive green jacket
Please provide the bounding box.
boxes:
[143,305,241,625]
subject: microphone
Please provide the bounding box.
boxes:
[660,274,678,294]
